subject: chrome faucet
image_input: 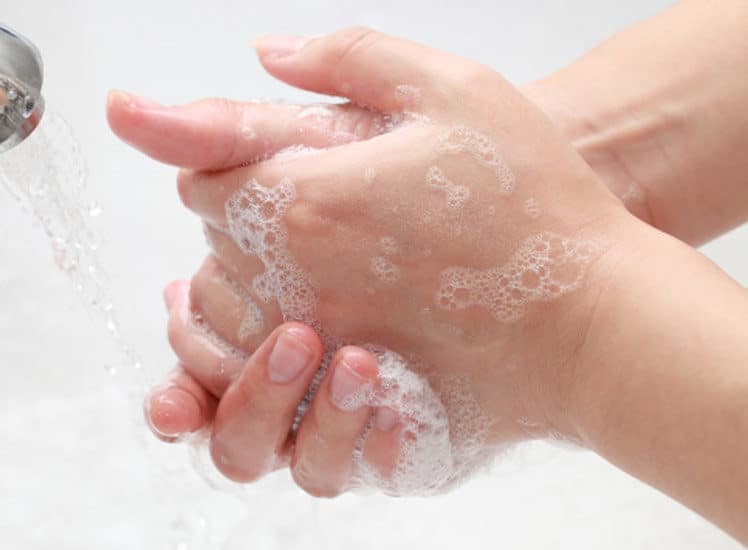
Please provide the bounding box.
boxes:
[0,23,44,153]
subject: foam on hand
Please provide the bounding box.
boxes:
[224,176,494,496]
[438,125,515,195]
[426,165,470,212]
[370,256,401,284]
[435,232,602,322]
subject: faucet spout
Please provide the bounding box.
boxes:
[0,23,44,153]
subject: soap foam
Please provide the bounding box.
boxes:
[345,348,493,496]
[225,177,317,325]
[225,177,492,496]
[426,165,470,211]
[438,125,515,195]
[436,232,602,322]
[370,256,401,285]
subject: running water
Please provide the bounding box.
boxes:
[0,111,142,381]
[0,109,211,549]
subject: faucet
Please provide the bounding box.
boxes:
[0,23,44,153]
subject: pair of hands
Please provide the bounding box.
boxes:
[106,27,716,496]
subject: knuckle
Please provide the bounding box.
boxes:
[449,60,501,96]
[329,27,383,92]
[212,98,242,167]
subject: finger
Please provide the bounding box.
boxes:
[145,366,217,441]
[189,254,282,353]
[163,279,189,311]
[254,28,468,113]
[291,346,378,497]
[106,90,384,171]
[201,226,269,299]
[210,323,324,483]
[359,406,402,482]
[166,278,247,397]
[177,122,434,225]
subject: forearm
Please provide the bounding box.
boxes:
[571,220,748,543]
[525,0,748,245]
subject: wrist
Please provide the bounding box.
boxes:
[521,74,659,231]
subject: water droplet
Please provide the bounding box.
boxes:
[88,202,102,217]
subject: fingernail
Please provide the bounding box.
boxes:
[375,407,398,431]
[164,281,189,311]
[108,89,164,111]
[267,330,313,383]
[330,359,371,411]
[254,34,309,60]
[163,283,179,310]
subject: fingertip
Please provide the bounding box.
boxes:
[337,346,378,380]
[106,90,133,136]
[147,387,205,438]
[163,280,189,311]
[253,34,310,64]
[277,322,324,360]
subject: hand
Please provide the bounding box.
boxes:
[117,28,640,495]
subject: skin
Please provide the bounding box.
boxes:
[525,0,748,245]
[107,0,748,542]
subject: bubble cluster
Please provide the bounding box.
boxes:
[224,177,491,496]
[438,125,515,195]
[436,232,602,322]
[370,255,401,284]
[225,177,317,325]
[426,165,470,211]
[348,348,491,496]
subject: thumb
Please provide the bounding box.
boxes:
[106,90,380,170]
[254,27,469,114]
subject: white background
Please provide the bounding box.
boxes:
[1,1,745,548]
